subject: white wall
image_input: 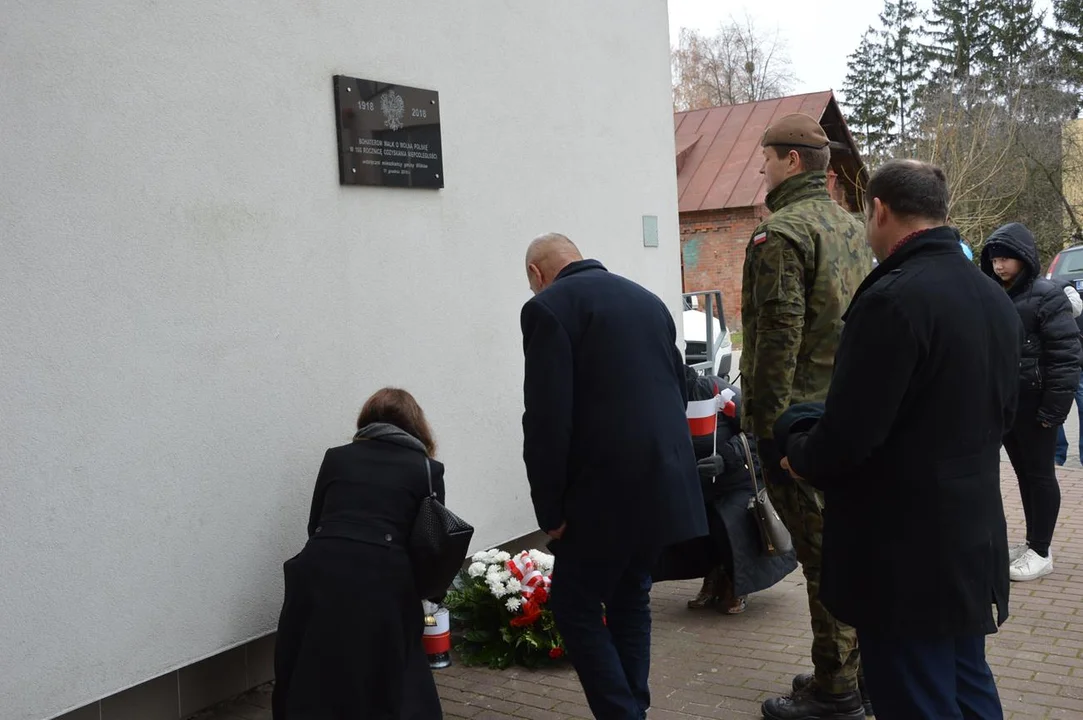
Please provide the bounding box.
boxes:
[0,2,681,718]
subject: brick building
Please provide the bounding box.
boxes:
[676,91,866,328]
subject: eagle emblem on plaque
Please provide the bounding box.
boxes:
[381,90,405,131]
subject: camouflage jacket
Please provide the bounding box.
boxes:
[739,171,872,440]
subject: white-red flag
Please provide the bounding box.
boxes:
[686,397,719,437]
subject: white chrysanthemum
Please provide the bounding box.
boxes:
[488,580,508,598]
[474,548,501,563]
[494,551,512,563]
[530,549,555,572]
[505,578,522,593]
[506,597,522,612]
[467,562,487,578]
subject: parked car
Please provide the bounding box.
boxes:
[682,291,733,380]
[1046,245,1083,290]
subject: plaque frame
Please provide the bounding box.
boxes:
[333,75,444,189]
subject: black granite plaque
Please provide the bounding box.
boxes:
[333,75,444,189]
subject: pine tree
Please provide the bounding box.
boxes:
[988,0,1045,97]
[923,0,996,93]
[1050,0,1083,100]
[841,28,895,161]
[879,0,926,149]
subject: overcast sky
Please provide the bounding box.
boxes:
[667,0,1055,97]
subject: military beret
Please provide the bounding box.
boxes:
[761,113,829,149]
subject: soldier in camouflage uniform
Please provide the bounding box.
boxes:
[739,114,874,720]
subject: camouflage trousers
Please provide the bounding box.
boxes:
[765,474,862,695]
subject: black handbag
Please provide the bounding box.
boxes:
[737,433,793,557]
[409,458,475,599]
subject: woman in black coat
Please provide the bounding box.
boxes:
[654,369,797,612]
[982,223,1082,582]
[272,388,444,719]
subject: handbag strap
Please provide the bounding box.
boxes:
[424,457,436,499]
[737,432,765,497]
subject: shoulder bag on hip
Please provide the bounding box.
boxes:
[737,433,793,557]
[409,459,475,599]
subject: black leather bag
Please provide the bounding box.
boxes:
[737,433,793,557]
[409,459,474,599]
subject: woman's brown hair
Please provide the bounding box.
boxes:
[356,387,437,457]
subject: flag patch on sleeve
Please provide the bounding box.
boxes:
[753,232,768,245]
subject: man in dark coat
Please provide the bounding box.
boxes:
[980,223,1081,582]
[777,160,1022,717]
[520,233,707,720]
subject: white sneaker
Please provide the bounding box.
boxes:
[1008,542,1029,563]
[1010,549,1053,582]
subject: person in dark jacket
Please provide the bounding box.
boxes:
[654,368,798,614]
[981,223,1082,582]
[273,388,444,720]
[778,160,1022,718]
[1054,282,1083,466]
[521,233,707,720]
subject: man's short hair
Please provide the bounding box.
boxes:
[770,144,831,173]
[865,160,950,222]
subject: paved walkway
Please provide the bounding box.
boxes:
[195,463,1083,719]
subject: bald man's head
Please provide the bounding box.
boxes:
[525,233,583,295]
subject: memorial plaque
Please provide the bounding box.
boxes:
[333,75,444,189]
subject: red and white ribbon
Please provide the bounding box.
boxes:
[507,551,551,600]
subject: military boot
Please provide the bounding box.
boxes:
[686,568,720,609]
[762,685,864,720]
[790,673,873,718]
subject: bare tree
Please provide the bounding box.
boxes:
[1011,119,1083,256]
[1064,120,1083,242]
[672,15,797,111]
[913,88,1025,246]
[1007,58,1083,251]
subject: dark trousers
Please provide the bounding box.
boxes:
[548,544,657,720]
[1054,376,1083,464]
[1003,404,1061,557]
[858,632,1002,720]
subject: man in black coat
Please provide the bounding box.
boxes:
[777,161,1022,717]
[521,233,707,720]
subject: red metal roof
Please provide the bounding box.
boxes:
[675,91,835,213]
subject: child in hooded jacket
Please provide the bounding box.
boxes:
[981,222,1082,582]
